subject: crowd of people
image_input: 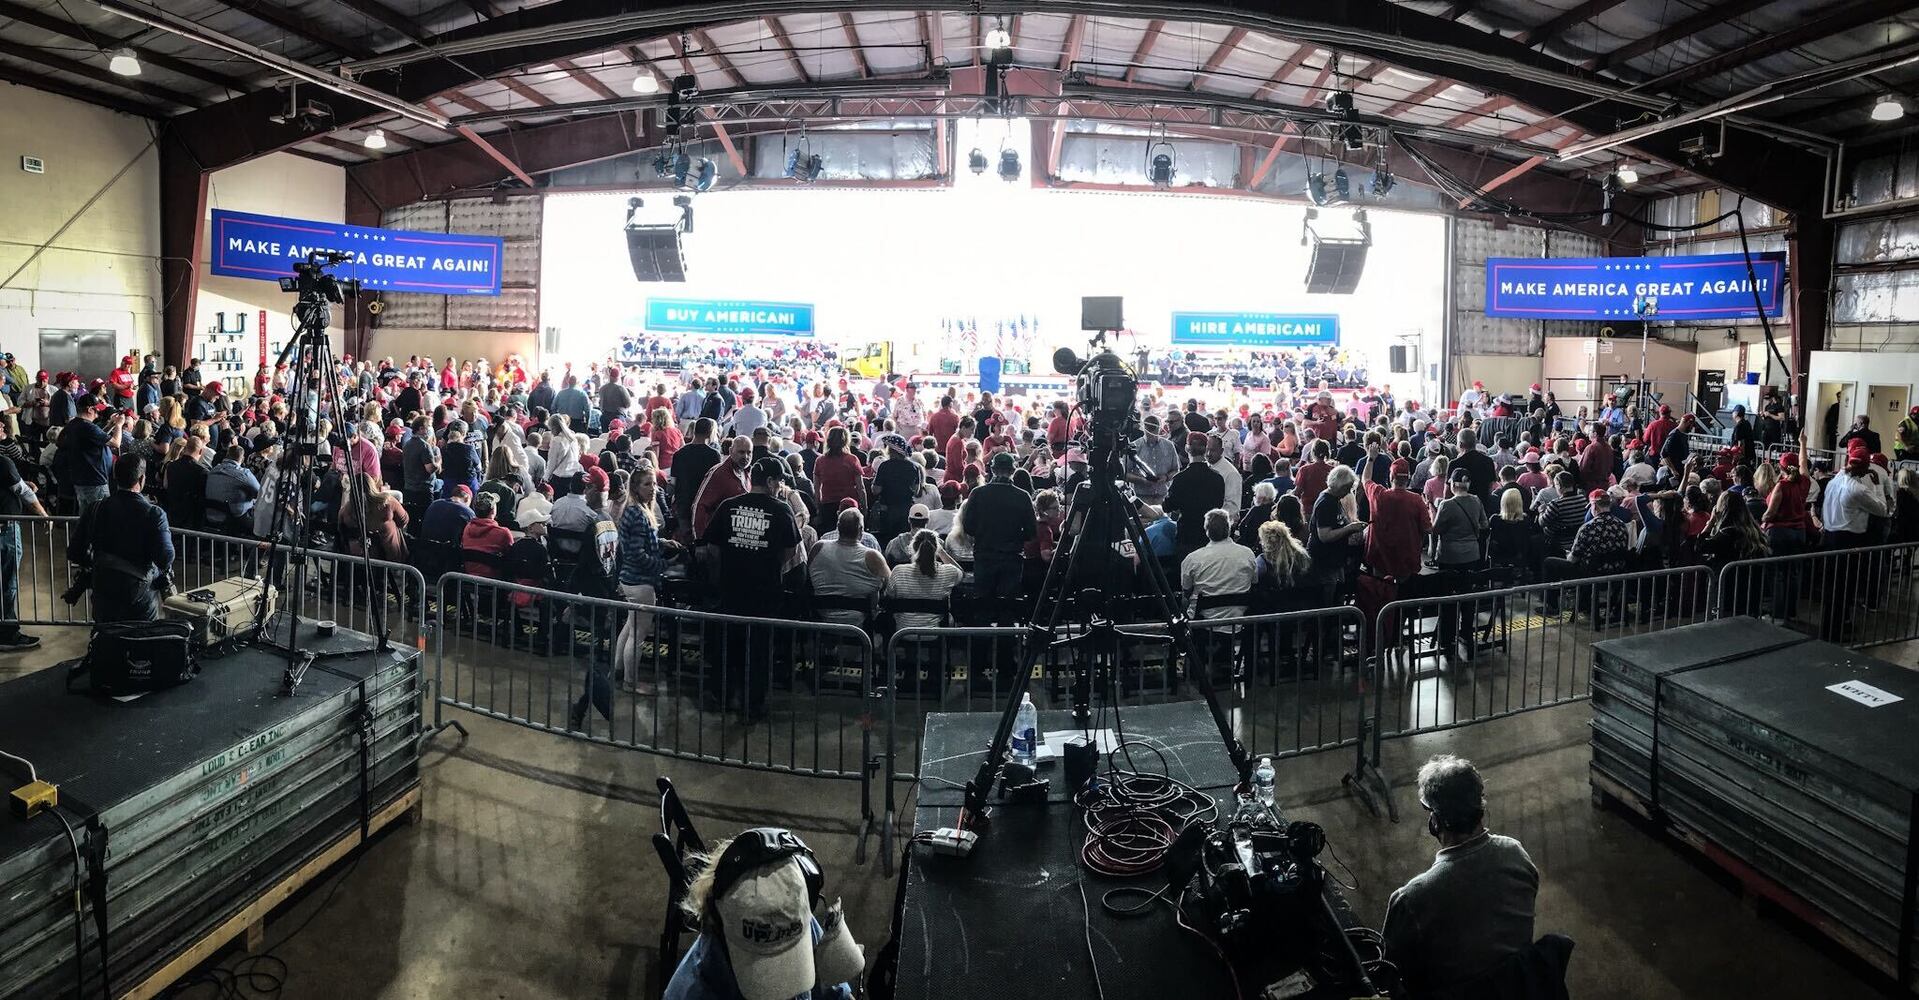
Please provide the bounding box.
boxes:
[16,345,1919,690]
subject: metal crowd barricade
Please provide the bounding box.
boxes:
[1717,540,1919,649]
[1363,565,1715,819]
[429,573,885,852]
[878,606,1369,868]
[0,514,83,625]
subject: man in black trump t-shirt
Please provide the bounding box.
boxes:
[701,457,800,718]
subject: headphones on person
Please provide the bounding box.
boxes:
[710,827,824,909]
[1420,798,1484,839]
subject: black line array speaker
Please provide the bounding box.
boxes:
[626,225,688,282]
[1304,238,1368,294]
[1389,345,1413,373]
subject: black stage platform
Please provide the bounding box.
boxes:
[897,701,1365,1000]
[0,618,422,1000]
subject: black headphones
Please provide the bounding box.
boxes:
[1421,799,1485,838]
[710,827,824,910]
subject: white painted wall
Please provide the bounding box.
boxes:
[1808,350,1919,450]
[196,152,346,389]
[0,85,161,379]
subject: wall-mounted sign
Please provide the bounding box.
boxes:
[1484,252,1785,320]
[644,298,815,337]
[1170,312,1340,348]
[209,209,504,296]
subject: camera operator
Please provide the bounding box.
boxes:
[67,454,174,623]
[1382,754,1538,997]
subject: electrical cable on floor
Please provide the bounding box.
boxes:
[1075,858,1109,1000]
[47,806,85,1000]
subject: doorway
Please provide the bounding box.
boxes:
[1866,384,1911,444]
[38,329,118,383]
[1815,381,1855,455]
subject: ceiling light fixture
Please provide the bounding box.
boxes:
[107,47,141,76]
[1872,94,1905,122]
[984,21,1012,52]
[362,128,388,150]
[633,71,660,94]
[1615,164,1639,185]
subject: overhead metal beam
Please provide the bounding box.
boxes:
[766,17,814,82]
[0,35,200,106]
[454,124,535,185]
[1376,77,1453,119]
[310,136,371,161]
[498,76,559,107]
[711,121,747,174]
[1514,0,1632,46]
[1246,126,1296,187]
[0,63,161,116]
[553,57,621,100]
[1190,26,1248,91]
[0,0,251,92]
[1439,94,1511,129]
[1584,0,1778,72]
[1251,44,1316,101]
[348,112,657,208]
[203,0,375,59]
[690,28,748,86]
[838,13,870,78]
[328,0,435,45]
[1636,0,1911,92]
[1058,15,1085,73]
[1124,19,1164,82]
[1458,135,1578,206]
[437,91,497,116]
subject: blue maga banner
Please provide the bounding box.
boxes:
[210,209,502,295]
[1171,312,1340,348]
[645,298,815,337]
[1485,252,1785,320]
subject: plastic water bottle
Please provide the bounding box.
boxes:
[1011,694,1038,765]
[1253,756,1277,808]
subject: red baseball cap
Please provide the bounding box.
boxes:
[1389,458,1411,476]
[585,466,611,490]
[453,484,473,500]
[1588,489,1608,500]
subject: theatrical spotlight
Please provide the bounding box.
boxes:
[1307,173,1330,206]
[786,148,824,182]
[998,148,1021,182]
[1371,157,1395,197]
[1333,168,1350,202]
[1148,137,1176,188]
[693,158,717,192]
[652,153,672,178]
[1150,152,1175,187]
[671,151,691,188]
[968,148,989,174]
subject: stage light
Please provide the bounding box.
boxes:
[1324,92,1354,117]
[1307,173,1329,206]
[1615,164,1639,185]
[1150,152,1174,187]
[1872,94,1905,122]
[633,71,660,94]
[984,21,1011,52]
[108,47,141,76]
[967,148,989,174]
[1333,168,1350,202]
[998,148,1021,182]
[693,158,717,192]
[1371,167,1393,197]
[1340,124,1364,152]
[785,148,824,182]
[672,151,691,188]
[652,153,672,178]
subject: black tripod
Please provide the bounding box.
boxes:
[247,251,392,694]
[956,376,1250,836]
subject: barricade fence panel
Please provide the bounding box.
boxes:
[431,573,879,784]
[1368,566,1715,757]
[0,515,82,625]
[884,606,1368,789]
[1717,541,1919,649]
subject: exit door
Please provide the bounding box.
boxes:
[38,330,117,382]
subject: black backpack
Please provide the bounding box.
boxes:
[67,619,200,696]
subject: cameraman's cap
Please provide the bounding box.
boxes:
[989,451,1016,474]
[751,457,786,485]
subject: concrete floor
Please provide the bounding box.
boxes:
[4,624,1912,998]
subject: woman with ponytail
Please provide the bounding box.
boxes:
[884,528,959,629]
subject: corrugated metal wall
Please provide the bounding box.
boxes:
[1830,148,1919,349]
[377,195,541,332]
[1451,218,1604,355]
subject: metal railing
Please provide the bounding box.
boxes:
[1361,565,1716,819]
[1717,540,1919,649]
[431,573,881,776]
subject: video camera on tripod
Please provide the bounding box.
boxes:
[277,250,359,334]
